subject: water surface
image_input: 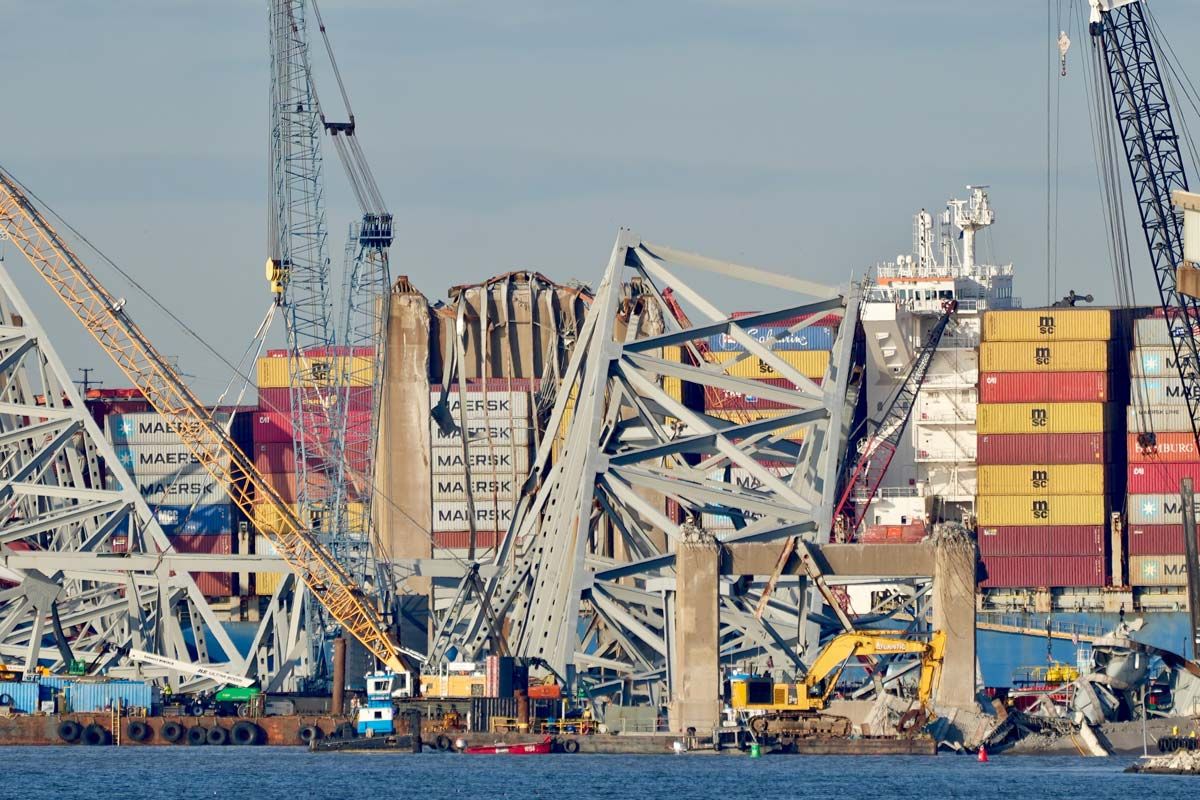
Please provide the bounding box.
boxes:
[4,748,1195,799]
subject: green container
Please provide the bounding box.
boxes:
[749,743,761,758]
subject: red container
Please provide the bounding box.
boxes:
[254,442,295,474]
[166,534,234,597]
[258,386,373,416]
[1047,556,1107,587]
[978,372,1108,403]
[1128,524,1189,555]
[981,555,1106,588]
[252,410,292,443]
[977,526,1105,556]
[431,378,540,393]
[731,311,842,327]
[265,346,376,358]
[976,433,1109,465]
[167,533,233,555]
[704,378,813,411]
[980,556,1046,588]
[432,531,502,550]
[860,523,927,544]
[1128,463,1200,494]
[1127,432,1200,464]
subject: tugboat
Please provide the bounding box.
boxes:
[357,671,405,737]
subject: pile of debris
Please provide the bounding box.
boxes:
[1129,749,1200,775]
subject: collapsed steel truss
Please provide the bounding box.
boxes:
[427,229,886,703]
[0,256,312,692]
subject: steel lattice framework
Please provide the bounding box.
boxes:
[0,255,318,690]
[268,0,343,551]
[428,230,866,702]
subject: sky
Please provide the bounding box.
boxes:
[3,0,1200,400]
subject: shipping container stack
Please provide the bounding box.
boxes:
[1126,313,1200,591]
[104,407,255,598]
[697,312,840,534]
[252,347,376,596]
[975,309,1115,590]
[429,378,536,556]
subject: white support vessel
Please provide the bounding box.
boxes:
[859,186,1018,531]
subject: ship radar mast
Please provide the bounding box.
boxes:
[946,185,995,272]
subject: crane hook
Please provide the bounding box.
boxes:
[1058,31,1071,77]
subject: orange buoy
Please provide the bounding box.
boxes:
[977,745,989,763]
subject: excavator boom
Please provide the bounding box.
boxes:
[0,167,413,675]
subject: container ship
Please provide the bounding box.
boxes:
[857,187,1193,685]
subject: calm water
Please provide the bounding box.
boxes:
[3,749,1199,799]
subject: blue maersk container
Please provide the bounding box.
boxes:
[0,681,41,713]
[66,680,155,712]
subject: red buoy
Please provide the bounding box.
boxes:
[977,745,989,763]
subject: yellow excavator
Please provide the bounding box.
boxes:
[728,630,946,737]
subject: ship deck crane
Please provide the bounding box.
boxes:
[831,300,957,539]
[0,166,419,676]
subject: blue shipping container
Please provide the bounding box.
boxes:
[0,681,41,713]
[114,504,233,537]
[706,325,834,352]
[66,680,155,713]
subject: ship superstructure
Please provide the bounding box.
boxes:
[861,187,1018,529]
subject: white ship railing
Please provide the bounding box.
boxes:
[855,486,922,499]
[915,449,978,462]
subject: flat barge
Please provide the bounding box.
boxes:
[313,730,936,755]
[0,712,936,755]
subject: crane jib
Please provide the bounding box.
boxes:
[0,168,410,675]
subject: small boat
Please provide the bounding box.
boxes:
[464,736,554,755]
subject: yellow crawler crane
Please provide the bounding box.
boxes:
[0,166,415,676]
[729,630,946,737]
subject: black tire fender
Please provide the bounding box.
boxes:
[232,721,263,746]
[82,724,109,746]
[206,726,230,746]
[57,721,82,743]
[126,721,151,742]
[1159,737,1168,753]
[298,724,321,744]
[186,726,208,746]
[161,721,185,743]
[435,734,451,751]
[0,693,13,706]
[563,738,580,754]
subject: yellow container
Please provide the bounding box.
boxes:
[709,350,829,379]
[664,376,682,402]
[705,408,808,440]
[976,495,1107,526]
[255,571,285,596]
[982,309,1112,342]
[976,464,1105,495]
[256,355,375,389]
[975,403,1109,434]
[252,501,367,534]
[979,341,1109,372]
